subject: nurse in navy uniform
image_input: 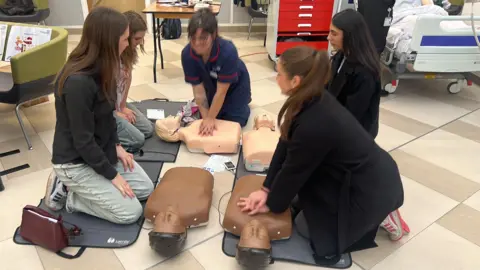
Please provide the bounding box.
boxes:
[181,8,252,136]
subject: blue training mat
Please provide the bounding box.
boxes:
[221,149,353,269]
[13,161,162,249]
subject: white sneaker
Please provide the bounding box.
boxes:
[380,212,403,241]
[44,171,68,211]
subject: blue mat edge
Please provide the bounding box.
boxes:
[220,147,353,269]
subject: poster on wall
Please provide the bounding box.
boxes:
[4,26,52,62]
[0,24,7,61]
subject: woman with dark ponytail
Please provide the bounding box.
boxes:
[237,46,404,265]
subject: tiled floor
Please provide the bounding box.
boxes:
[2,25,480,270]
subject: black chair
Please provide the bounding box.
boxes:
[247,1,268,40]
[0,0,50,25]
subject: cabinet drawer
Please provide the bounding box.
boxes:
[279,11,332,21]
[279,2,333,12]
[278,18,330,32]
[276,41,329,55]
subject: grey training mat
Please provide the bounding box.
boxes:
[13,161,163,249]
[221,149,353,269]
[130,98,187,163]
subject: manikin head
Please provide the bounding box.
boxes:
[254,114,275,131]
[275,46,330,140]
[149,205,187,256]
[155,116,182,142]
[187,8,218,56]
[121,11,148,70]
[327,9,380,76]
[55,7,129,103]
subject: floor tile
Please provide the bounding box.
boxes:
[148,251,204,270]
[191,234,363,270]
[37,246,124,270]
[127,84,167,102]
[22,102,56,133]
[211,171,235,215]
[37,129,55,154]
[413,81,480,111]
[371,224,480,270]
[0,238,43,270]
[442,118,480,144]
[380,93,471,127]
[250,79,286,107]
[375,123,415,152]
[0,168,51,242]
[131,65,161,86]
[353,176,458,269]
[437,203,480,247]
[150,62,185,80]
[0,135,51,179]
[391,150,480,202]
[0,108,36,144]
[400,129,480,183]
[237,46,268,62]
[148,80,194,101]
[114,207,223,270]
[160,145,213,178]
[379,107,435,137]
[245,62,277,82]
[262,99,284,116]
[459,109,480,128]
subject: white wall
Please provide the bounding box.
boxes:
[45,0,86,27]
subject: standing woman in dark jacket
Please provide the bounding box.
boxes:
[327,8,409,241]
[237,46,404,265]
[44,7,154,225]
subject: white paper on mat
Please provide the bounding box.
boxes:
[203,155,232,174]
[4,26,52,62]
[147,109,165,120]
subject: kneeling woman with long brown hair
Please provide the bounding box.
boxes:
[238,46,404,264]
[44,7,154,225]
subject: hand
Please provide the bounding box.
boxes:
[116,144,134,172]
[199,118,216,136]
[122,107,137,124]
[116,111,129,122]
[112,173,135,198]
[237,189,269,215]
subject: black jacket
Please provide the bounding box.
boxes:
[51,71,120,180]
[327,52,381,138]
[263,92,403,256]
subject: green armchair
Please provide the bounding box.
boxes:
[0,0,50,24]
[0,22,68,150]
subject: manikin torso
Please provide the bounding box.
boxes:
[155,116,241,154]
[242,114,280,172]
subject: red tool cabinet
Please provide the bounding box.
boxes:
[266,0,335,67]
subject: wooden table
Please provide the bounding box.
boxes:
[142,3,221,83]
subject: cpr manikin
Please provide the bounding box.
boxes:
[223,175,292,268]
[155,116,241,154]
[144,167,214,256]
[242,114,279,172]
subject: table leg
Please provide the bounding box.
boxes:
[152,15,158,83]
[156,18,165,70]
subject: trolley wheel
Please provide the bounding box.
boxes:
[383,83,397,94]
[447,82,462,94]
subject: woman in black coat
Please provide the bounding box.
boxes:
[237,46,404,265]
[327,9,410,241]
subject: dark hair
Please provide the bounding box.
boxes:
[55,7,128,102]
[121,10,147,71]
[277,47,331,140]
[187,8,218,38]
[331,9,380,77]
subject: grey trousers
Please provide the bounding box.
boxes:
[53,161,154,224]
[114,103,154,152]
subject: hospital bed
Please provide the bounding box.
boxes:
[381,15,480,94]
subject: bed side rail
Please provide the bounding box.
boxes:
[410,15,480,54]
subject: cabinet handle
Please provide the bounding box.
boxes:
[298,24,312,28]
[297,32,312,36]
[299,5,313,9]
[299,13,312,17]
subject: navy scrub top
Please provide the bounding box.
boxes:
[181,37,251,126]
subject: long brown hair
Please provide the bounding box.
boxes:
[121,11,147,71]
[54,7,128,102]
[277,47,331,140]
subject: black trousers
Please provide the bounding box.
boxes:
[357,0,396,52]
